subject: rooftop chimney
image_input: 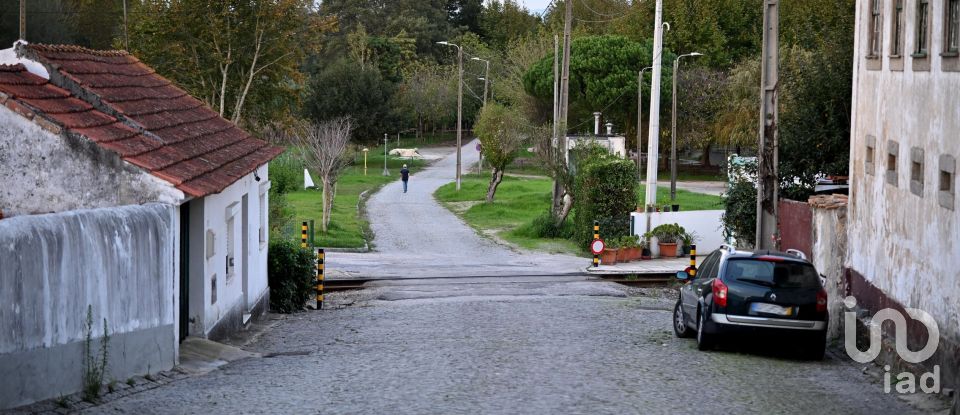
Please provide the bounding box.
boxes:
[605,122,613,136]
[593,112,602,135]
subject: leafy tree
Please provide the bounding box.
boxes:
[446,0,483,34]
[473,103,526,202]
[127,0,325,126]
[479,0,542,51]
[675,66,727,166]
[305,59,398,142]
[395,62,456,138]
[0,0,119,48]
[523,35,673,139]
[712,56,761,153]
[289,118,354,233]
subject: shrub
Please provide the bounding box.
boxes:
[516,211,574,239]
[722,156,757,247]
[651,223,686,244]
[270,152,303,195]
[572,157,639,248]
[268,240,316,313]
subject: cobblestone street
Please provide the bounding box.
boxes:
[82,277,942,415]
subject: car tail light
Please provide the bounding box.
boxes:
[816,289,828,313]
[713,278,728,308]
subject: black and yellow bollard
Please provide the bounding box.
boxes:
[301,221,308,248]
[688,244,697,277]
[316,248,324,310]
[592,220,600,267]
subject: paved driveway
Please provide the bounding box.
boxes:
[85,279,942,415]
[327,139,587,280]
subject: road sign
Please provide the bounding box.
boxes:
[590,239,605,255]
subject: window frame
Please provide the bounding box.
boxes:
[886,140,900,187]
[910,147,925,197]
[892,0,905,57]
[947,0,960,54]
[939,155,956,210]
[868,0,883,58]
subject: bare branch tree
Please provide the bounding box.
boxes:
[289,118,354,233]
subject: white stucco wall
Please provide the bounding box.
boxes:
[0,106,185,216]
[0,204,177,408]
[848,0,960,343]
[631,210,726,256]
[190,167,271,338]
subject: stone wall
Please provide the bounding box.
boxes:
[0,204,177,409]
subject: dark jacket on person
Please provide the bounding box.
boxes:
[400,168,410,181]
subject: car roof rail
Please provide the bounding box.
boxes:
[720,244,737,254]
[785,249,807,260]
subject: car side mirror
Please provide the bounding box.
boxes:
[819,273,827,287]
[676,271,690,281]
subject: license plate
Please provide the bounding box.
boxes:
[750,302,794,316]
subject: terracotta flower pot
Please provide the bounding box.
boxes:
[659,242,678,258]
[601,248,618,265]
[627,247,641,261]
[616,248,630,262]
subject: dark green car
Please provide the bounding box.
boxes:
[673,245,829,360]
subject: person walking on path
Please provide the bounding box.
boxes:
[400,164,410,193]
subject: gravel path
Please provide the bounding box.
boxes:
[327,139,587,280]
[83,278,939,415]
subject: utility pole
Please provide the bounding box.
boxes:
[437,41,464,191]
[757,0,780,249]
[552,0,573,219]
[123,0,129,50]
[670,53,703,202]
[552,35,560,209]
[19,0,26,41]
[637,66,652,183]
[644,0,666,229]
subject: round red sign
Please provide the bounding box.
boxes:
[590,239,605,255]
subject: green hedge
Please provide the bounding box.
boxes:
[268,240,316,313]
[572,157,639,248]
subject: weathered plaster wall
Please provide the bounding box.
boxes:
[810,206,847,341]
[847,0,960,396]
[0,204,177,409]
[0,106,184,217]
[188,167,270,340]
[631,210,726,255]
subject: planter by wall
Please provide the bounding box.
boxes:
[659,242,678,258]
[600,248,618,265]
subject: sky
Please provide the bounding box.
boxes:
[520,0,555,14]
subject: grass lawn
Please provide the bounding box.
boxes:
[435,175,724,254]
[285,145,428,248]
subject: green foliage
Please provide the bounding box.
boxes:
[305,59,398,142]
[479,0,542,51]
[572,155,639,248]
[651,223,686,244]
[517,211,575,239]
[618,234,640,249]
[723,157,757,247]
[270,152,304,195]
[82,305,109,403]
[267,240,316,313]
[474,103,525,170]
[524,35,673,134]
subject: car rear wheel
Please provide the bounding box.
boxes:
[803,331,827,360]
[696,310,715,351]
[673,301,693,338]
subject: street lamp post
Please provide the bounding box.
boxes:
[637,66,652,183]
[670,52,703,202]
[363,147,369,175]
[472,57,490,107]
[382,133,390,176]
[439,41,463,191]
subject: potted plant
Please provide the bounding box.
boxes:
[681,231,700,255]
[651,223,686,258]
[616,236,632,262]
[641,232,654,259]
[600,237,620,265]
[625,235,642,261]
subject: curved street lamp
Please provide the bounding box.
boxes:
[438,41,464,191]
[670,52,704,202]
[637,66,653,183]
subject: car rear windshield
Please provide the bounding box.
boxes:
[722,259,820,289]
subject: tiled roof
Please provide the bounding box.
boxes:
[1,44,283,197]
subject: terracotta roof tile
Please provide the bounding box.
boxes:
[5,45,283,198]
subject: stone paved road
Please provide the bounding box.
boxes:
[326,140,589,280]
[85,278,939,415]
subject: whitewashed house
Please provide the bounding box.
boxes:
[847,0,959,396]
[0,42,281,407]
